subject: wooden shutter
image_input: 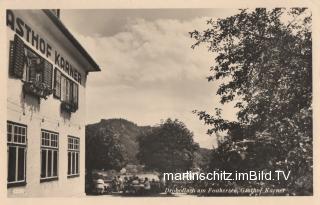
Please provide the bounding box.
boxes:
[42,60,53,89]
[54,68,61,99]
[61,75,66,102]
[72,82,78,109]
[9,34,25,78]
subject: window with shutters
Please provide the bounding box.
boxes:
[58,72,79,113]
[60,75,73,103]
[25,47,42,82]
[67,136,80,177]
[40,130,59,182]
[24,47,53,86]
[19,43,53,100]
[9,34,54,97]
[7,121,27,187]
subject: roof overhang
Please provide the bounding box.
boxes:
[43,9,101,72]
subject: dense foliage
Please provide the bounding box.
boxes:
[86,126,128,171]
[137,119,199,173]
[190,8,312,195]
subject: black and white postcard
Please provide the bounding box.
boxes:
[1,0,319,205]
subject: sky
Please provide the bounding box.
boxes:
[61,9,239,149]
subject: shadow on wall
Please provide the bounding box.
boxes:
[20,85,40,121]
[59,107,71,121]
[18,83,72,122]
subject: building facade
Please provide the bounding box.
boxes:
[6,9,100,197]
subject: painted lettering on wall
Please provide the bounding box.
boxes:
[6,9,82,85]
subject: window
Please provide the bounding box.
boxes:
[25,46,53,88]
[7,121,27,187]
[9,34,53,87]
[65,77,70,102]
[55,70,79,112]
[72,82,78,108]
[61,75,78,106]
[60,74,66,101]
[68,136,79,177]
[53,68,61,98]
[40,130,58,182]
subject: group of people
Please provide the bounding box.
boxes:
[111,175,164,195]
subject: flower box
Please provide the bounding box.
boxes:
[61,101,78,113]
[22,80,53,100]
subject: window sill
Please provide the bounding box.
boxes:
[40,177,58,183]
[7,181,26,188]
[67,174,80,179]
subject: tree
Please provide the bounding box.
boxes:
[190,8,312,195]
[86,127,128,172]
[137,118,199,173]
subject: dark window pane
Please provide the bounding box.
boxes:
[41,149,47,178]
[7,133,12,142]
[7,123,12,133]
[75,152,79,174]
[72,152,75,174]
[18,147,25,181]
[68,152,71,175]
[53,150,58,177]
[50,136,53,147]
[48,150,52,177]
[8,146,16,182]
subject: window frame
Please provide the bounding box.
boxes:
[72,81,79,109]
[53,67,62,98]
[24,45,53,85]
[67,136,80,178]
[54,68,79,110]
[7,121,27,188]
[40,129,59,182]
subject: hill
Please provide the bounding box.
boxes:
[86,118,212,167]
[86,118,153,164]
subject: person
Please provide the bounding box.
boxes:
[123,177,128,193]
[95,178,105,195]
[159,174,166,192]
[132,176,139,185]
[150,179,156,193]
[144,177,151,194]
[123,176,128,184]
[118,175,124,192]
[112,176,119,192]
